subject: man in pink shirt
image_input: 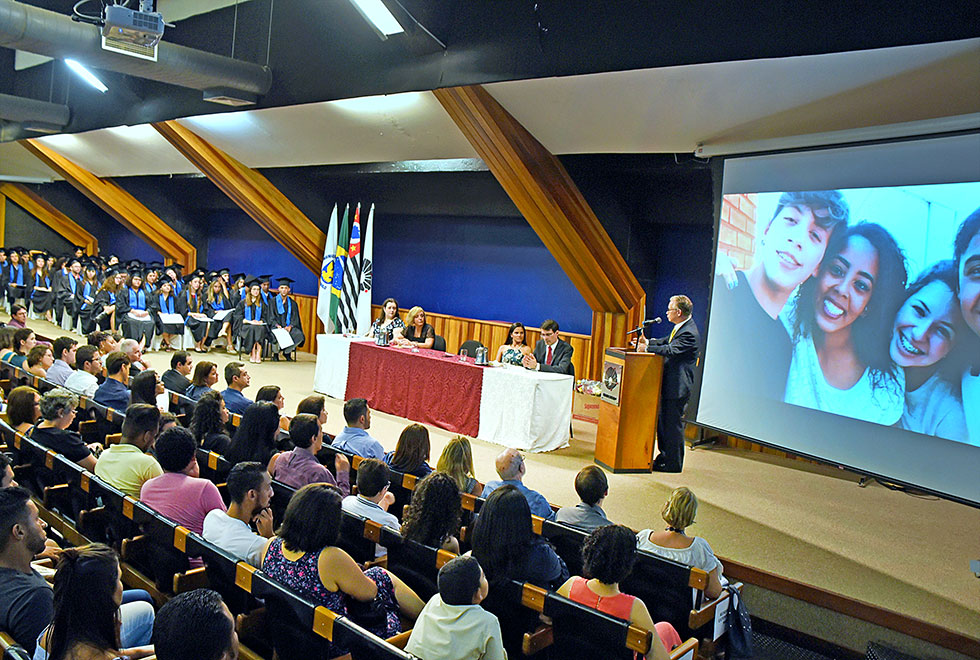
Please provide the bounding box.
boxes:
[141,426,226,566]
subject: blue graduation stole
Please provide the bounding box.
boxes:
[239,288,246,300]
[82,282,94,309]
[67,275,78,294]
[212,296,225,311]
[108,291,116,304]
[10,264,23,285]
[129,287,146,310]
[261,290,270,304]
[159,294,174,314]
[276,296,292,325]
[34,273,50,288]
[174,280,184,296]
[186,292,200,313]
[245,304,262,322]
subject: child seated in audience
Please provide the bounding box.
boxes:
[152,589,238,660]
[406,555,507,660]
[557,525,679,660]
[259,483,423,658]
[401,472,461,553]
[341,458,399,558]
[384,423,434,478]
[636,487,724,599]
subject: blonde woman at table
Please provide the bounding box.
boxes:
[368,297,405,339]
[393,306,435,349]
[496,322,531,366]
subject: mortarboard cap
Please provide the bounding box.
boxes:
[277,277,295,286]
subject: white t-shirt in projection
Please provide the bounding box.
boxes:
[784,334,904,426]
[900,372,970,444]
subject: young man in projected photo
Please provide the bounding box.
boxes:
[712,191,849,400]
[785,223,908,425]
[891,262,970,443]
[954,208,980,444]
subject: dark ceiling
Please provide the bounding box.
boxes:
[2,0,979,137]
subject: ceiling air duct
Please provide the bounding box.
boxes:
[0,0,272,106]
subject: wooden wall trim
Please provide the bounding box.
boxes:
[152,120,326,274]
[720,556,980,656]
[19,140,196,269]
[0,183,98,254]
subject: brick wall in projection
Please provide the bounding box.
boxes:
[719,193,758,269]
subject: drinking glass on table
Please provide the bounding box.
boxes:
[460,348,468,362]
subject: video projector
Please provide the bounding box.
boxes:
[102,4,165,48]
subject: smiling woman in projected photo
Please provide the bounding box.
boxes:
[784,222,909,424]
[890,261,971,444]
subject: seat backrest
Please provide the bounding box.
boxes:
[542,589,642,660]
[379,526,452,602]
[622,549,702,636]
[432,335,447,352]
[458,339,484,355]
[539,519,587,577]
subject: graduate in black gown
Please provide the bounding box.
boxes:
[182,270,211,353]
[233,278,269,364]
[77,262,101,334]
[151,278,184,350]
[5,250,28,310]
[270,277,305,361]
[57,257,83,329]
[117,268,156,345]
[205,276,235,351]
[27,253,55,322]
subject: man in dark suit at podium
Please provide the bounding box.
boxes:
[523,319,574,375]
[637,295,700,472]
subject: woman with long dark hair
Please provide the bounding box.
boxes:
[786,222,908,424]
[77,263,101,334]
[225,401,281,473]
[384,423,432,477]
[233,280,269,364]
[116,270,155,346]
[368,297,404,339]
[182,272,211,353]
[205,277,235,351]
[8,328,37,368]
[150,279,183,351]
[189,390,232,453]
[495,322,531,366]
[401,472,461,552]
[891,261,971,442]
[185,361,218,401]
[130,369,165,408]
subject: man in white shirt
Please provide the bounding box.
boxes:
[340,459,398,557]
[64,345,102,399]
[406,555,506,660]
[202,462,274,567]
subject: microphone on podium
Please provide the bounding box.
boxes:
[626,317,662,334]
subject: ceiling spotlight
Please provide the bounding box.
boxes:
[348,0,404,39]
[65,59,108,93]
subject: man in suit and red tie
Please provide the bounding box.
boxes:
[523,319,574,376]
[637,295,700,472]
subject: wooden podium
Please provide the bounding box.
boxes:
[595,347,663,473]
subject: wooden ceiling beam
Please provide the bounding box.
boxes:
[152,120,326,274]
[0,183,98,255]
[433,85,645,314]
[19,139,196,269]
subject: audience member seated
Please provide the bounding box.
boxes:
[64,345,102,399]
[259,483,423,656]
[471,485,569,591]
[202,461,274,567]
[7,329,36,369]
[119,338,149,374]
[436,435,483,497]
[94,404,163,499]
[406,555,506,660]
[401,472,461,553]
[185,360,218,401]
[0,453,13,488]
[87,330,119,357]
[637,487,724,599]
[30,388,99,472]
[140,426,226,553]
[45,337,77,386]
[332,397,384,459]
[224,401,281,474]
[384,423,434,478]
[393,306,435,349]
[130,369,164,408]
[482,448,556,520]
[93,351,132,412]
[151,589,238,660]
[33,543,155,660]
[341,458,399,558]
[273,413,350,494]
[0,487,51,655]
[220,361,253,415]
[189,390,233,453]
[255,384,284,410]
[5,386,40,436]
[160,351,192,394]
[25,345,53,379]
[295,394,328,428]
[555,465,611,532]
[495,321,532,366]
[7,304,28,329]
[557,525,679,660]
[0,327,17,362]
[157,411,178,436]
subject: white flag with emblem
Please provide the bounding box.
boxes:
[317,204,339,332]
[355,203,374,335]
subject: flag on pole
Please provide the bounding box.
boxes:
[328,205,350,333]
[317,204,339,332]
[355,203,374,335]
[339,204,362,333]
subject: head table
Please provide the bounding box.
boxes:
[313,334,574,452]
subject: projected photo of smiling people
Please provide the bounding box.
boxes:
[711,191,849,400]
[890,261,970,443]
[785,223,908,424]
[954,208,980,444]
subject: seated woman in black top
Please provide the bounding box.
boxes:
[189,389,232,454]
[30,387,100,471]
[393,306,435,349]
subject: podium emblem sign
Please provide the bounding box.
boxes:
[600,360,623,406]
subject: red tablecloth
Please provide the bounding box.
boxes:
[345,342,483,436]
